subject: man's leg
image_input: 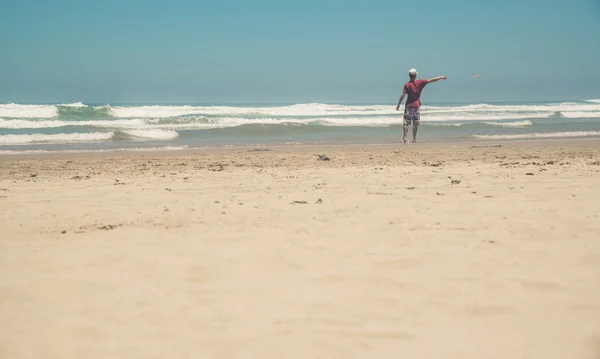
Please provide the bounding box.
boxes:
[412,109,421,142]
[402,110,409,144]
[412,124,419,142]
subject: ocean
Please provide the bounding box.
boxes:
[1,100,600,153]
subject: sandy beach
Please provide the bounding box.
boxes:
[1,140,600,359]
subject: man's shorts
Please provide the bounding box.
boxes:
[403,107,420,125]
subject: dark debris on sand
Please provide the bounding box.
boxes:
[424,161,443,167]
[208,164,226,171]
[97,224,121,231]
[471,144,502,148]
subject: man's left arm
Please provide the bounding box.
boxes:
[396,86,407,110]
[396,93,406,110]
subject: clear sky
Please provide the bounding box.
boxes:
[1,0,599,104]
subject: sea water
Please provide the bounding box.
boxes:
[1,100,600,153]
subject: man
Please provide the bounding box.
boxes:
[396,69,446,143]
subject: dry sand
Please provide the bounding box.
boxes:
[1,140,600,358]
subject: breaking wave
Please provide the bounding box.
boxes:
[0,132,114,145]
[2,101,599,123]
[1,100,599,150]
[482,120,533,128]
[472,131,600,140]
[118,129,179,140]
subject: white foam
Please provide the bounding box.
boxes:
[89,119,147,128]
[2,101,599,126]
[109,102,600,122]
[0,114,534,130]
[421,102,600,121]
[0,118,146,129]
[110,105,201,118]
[109,104,397,118]
[472,131,600,140]
[483,120,533,128]
[57,102,88,108]
[423,102,593,113]
[559,111,600,118]
[150,116,405,128]
[122,129,179,140]
[423,113,546,121]
[0,119,69,129]
[426,123,463,127]
[0,104,58,118]
[0,132,114,145]
[0,145,190,155]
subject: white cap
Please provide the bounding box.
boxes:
[409,68,418,76]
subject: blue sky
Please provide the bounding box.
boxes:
[1,0,599,104]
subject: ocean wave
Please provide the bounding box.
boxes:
[0,146,190,155]
[0,132,114,145]
[0,116,406,130]
[0,115,542,129]
[57,102,87,108]
[57,104,111,119]
[0,111,596,132]
[0,129,179,145]
[0,119,66,129]
[0,118,145,129]
[559,111,600,118]
[109,102,600,121]
[119,129,179,140]
[2,111,598,132]
[0,103,112,119]
[424,102,592,113]
[152,116,408,128]
[424,113,547,121]
[472,131,600,140]
[482,120,533,128]
[108,103,397,118]
[0,104,59,118]
[425,123,463,127]
[2,101,599,124]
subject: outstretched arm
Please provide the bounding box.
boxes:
[427,76,447,83]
